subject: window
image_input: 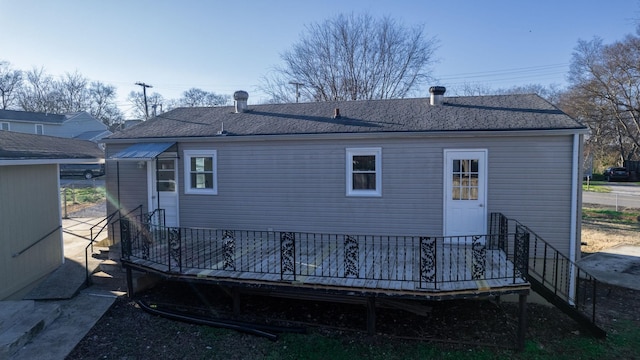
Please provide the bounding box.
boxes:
[35,124,43,135]
[0,122,8,131]
[184,150,217,194]
[346,147,382,196]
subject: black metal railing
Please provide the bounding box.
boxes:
[490,212,605,337]
[83,208,122,285]
[120,212,530,291]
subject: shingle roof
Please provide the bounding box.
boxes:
[108,94,586,140]
[0,109,67,124]
[0,131,104,160]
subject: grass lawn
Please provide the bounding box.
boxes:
[60,185,106,206]
[261,322,640,359]
[582,181,611,193]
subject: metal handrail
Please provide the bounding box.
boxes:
[84,208,122,285]
[12,225,62,257]
[490,213,605,336]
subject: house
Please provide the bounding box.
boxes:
[0,132,104,300]
[104,88,598,344]
[0,109,112,142]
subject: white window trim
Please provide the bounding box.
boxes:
[0,122,9,131]
[183,150,218,195]
[35,124,43,135]
[346,147,382,197]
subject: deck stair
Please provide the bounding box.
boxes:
[491,214,607,338]
[528,278,605,337]
[91,242,160,294]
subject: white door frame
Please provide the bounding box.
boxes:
[443,149,488,237]
[147,155,179,227]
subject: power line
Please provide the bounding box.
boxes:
[437,63,569,84]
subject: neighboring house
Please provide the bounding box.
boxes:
[104,88,595,343]
[0,132,104,300]
[0,109,112,142]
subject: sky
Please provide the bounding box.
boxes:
[1,0,638,117]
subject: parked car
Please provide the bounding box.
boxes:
[60,163,105,179]
[604,167,629,182]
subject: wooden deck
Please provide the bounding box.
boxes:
[121,225,530,298]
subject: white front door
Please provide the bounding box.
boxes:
[443,149,487,237]
[148,157,179,227]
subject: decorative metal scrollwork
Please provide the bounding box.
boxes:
[514,225,530,277]
[344,235,359,278]
[168,227,181,265]
[498,215,508,250]
[472,235,486,280]
[420,237,436,283]
[141,230,151,260]
[222,230,236,270]
[120,219,132,258]
[280,232,295,275]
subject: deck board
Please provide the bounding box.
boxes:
[123,231,529,297]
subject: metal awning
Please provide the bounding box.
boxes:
[108,142,176,161]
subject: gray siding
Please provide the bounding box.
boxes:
[107,133,577,256]
[4,112,106,138]
[105,144,149,244]
[178,134,574,254]
[0,165,62,300]
[3,121,52,135]
[55,113,108,138]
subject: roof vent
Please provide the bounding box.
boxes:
[333,108,341,119]
[429,86,446,106]
[233,90,249,113]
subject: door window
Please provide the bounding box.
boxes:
[451,159,479,200]
[156,159,176,192]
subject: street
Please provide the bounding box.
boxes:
[583,183,640,209]
[60,176,105,188]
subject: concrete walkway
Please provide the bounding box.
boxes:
[578,245,640,291]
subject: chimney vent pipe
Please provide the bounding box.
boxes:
[333,108,341,118]
[233,90,249,113]
[429,86,446,106]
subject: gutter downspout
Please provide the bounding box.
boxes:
[57,166,65,264]
[569,133,579,304]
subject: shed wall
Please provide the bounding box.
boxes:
[0,164,62,300]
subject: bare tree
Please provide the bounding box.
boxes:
[127,90,165,120]
[89,81,123,127]
[566,32,640,162]
[260,13,438,103]
[17,67,123,126]
[55,71,89,112]
[0,61,23,110]
[179,88,230,107]
[449,82,563,104]
[495,83,564,105]
[18,67,59,113]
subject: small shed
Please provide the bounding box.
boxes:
[0,132,104,300]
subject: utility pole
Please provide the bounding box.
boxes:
[135,82,153,120]
[288,81,304,103]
